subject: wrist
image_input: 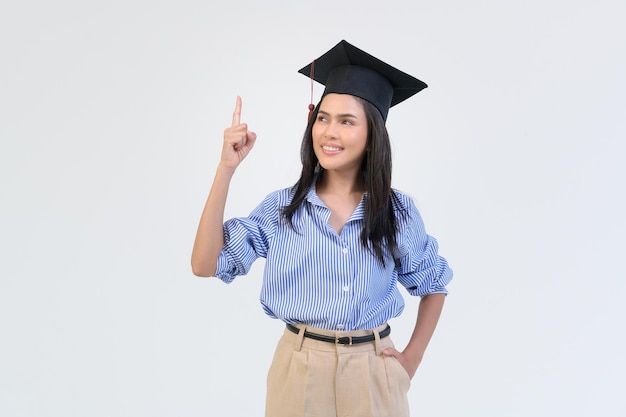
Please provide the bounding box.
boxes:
[402,343,425,364]
[216,162,237,177]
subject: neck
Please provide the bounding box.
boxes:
[317,170,365,196]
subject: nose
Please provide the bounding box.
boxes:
[323,120,339,139]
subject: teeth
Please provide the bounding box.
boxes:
[323,146,342,151]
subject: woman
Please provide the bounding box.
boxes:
[191,40,453,417]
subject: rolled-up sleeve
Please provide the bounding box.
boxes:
[396,199,453,297]
[215,192,279,283]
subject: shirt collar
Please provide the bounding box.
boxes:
[305,186,326,207]
[305,184,366,221]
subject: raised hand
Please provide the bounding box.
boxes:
[191,96,258,277]
[221,96,257,169]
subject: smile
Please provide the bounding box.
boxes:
[322,145,343,152]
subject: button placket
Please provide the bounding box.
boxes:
[337,238,353,331]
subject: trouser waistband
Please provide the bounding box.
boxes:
[285,323,391,346]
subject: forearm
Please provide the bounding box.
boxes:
[191,163,236,277]
[403,293,446,366]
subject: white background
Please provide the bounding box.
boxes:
[1,1,625,416]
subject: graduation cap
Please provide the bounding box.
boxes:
[298,39,427,121]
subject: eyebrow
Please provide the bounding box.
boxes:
[318,110,358,119]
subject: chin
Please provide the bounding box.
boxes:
[317,160,337,171]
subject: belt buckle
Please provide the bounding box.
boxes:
[336,335,353,346]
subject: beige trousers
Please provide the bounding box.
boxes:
[265,323,411,417]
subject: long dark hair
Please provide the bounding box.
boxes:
[281,95,405,265]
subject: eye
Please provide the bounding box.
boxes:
[317,115,328,122]
[341,119,354,125]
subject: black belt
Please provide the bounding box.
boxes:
[286,323,391,345]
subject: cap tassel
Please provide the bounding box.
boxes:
[307,59,315,122]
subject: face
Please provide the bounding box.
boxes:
[312,93,369,175]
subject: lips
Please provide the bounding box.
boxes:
[322,145,343,153]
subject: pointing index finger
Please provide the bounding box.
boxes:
[231,96,242,127]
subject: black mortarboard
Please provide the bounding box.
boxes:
[298,40,427,121]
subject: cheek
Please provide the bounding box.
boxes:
[351,130,368,150]
[311,124,322,141]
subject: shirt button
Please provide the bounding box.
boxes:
[337,324,344,330]
[342,285,349,292]
[342,247,349,254]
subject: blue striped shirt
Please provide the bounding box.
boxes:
[215,186,453,331]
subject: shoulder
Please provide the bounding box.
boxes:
[390,189,426,234]
[262,186,297,205]
[391,189,418,214]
